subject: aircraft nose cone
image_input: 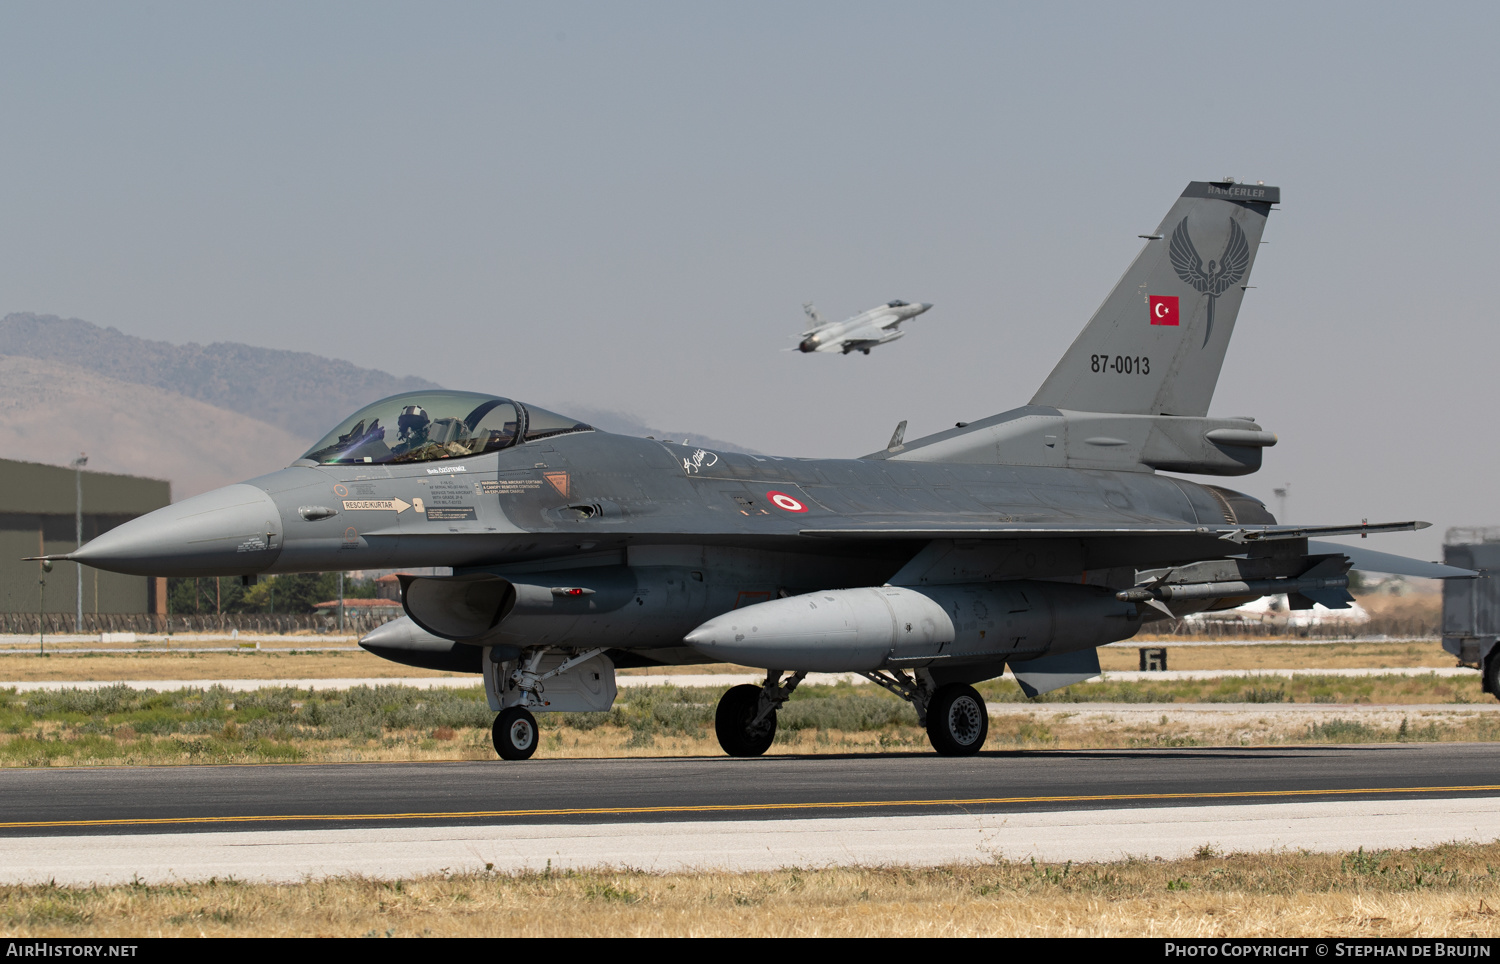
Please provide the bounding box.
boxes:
[70,483,283,577]
[916,302,933,313]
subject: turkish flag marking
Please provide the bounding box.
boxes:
[1149,295,1179,326]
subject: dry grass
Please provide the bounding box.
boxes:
[616,662,760,675]
[4,843,1499,937]
[0,650,464,682]
[1100,639,1455,671]
[0,640,1461,685]
[11,710,1500,767]
[1360,591,1444,626]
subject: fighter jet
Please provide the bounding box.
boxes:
[795,300,932,354]
[39,179,1475,763]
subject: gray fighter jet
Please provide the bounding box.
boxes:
[796,300,932,354]
[39,179,1473,762]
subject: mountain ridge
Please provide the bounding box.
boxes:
[0,314,762,484]
[0,313,440,438]
[0,354,313,497]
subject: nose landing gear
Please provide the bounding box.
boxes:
[493,706,539,760]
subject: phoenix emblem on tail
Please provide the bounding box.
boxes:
[1169,216,1250,347]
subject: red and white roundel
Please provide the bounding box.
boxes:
[767,490,807,513]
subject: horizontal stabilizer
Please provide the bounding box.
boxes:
[1009,648,1102,698]
[1306,540,1477,579]
[1288,588,1354,611]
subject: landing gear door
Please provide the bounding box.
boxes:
[485,649,618,713]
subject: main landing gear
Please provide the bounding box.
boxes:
[711,668,989,757]
[714,670,806,757]
[924,683,989,756]
[859,669,988,756]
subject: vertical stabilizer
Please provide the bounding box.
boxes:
[1030,181,1278,417]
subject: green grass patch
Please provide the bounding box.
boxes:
[0,672,1496,765]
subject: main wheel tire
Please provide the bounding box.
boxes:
[1486,652,1500,702]
[492,706,539,760]
[926,684,989,756]
[715,683,777,757]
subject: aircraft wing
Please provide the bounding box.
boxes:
[800,520,1430,542]
[836,323,885,343]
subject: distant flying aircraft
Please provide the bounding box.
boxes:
[40,179,1476,764]
[795,300,932,354]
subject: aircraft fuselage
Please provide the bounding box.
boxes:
[71,427,1260,585]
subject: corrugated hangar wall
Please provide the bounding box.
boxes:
[0,459,170,615]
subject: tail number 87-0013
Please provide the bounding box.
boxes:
[1091,354,1149,375]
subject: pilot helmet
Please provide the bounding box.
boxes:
[397,405,431,438]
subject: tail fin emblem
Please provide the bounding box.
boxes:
[1169,217,1250,347]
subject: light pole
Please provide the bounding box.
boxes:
[70,454,87,634]
[39,559,52,655]
[1272,483,1290,524]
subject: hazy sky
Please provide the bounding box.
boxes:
[2,2,1496,559]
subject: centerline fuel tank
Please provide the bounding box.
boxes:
[684,581,1142,673]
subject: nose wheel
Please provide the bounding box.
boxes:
[492,706,539,760]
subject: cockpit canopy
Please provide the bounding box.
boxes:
[886,300,909,308]
[298,391,591,466]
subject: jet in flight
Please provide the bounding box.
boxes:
[41,179,1473,762]
[795,300,932,354]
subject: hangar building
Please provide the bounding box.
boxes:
[0,458,171,615]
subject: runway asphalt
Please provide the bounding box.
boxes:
[2,743,1496,838]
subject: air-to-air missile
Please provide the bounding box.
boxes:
[36,179,1474,762]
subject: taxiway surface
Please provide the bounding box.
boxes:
[1,744,1495,836]
[4,746,1497,883]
